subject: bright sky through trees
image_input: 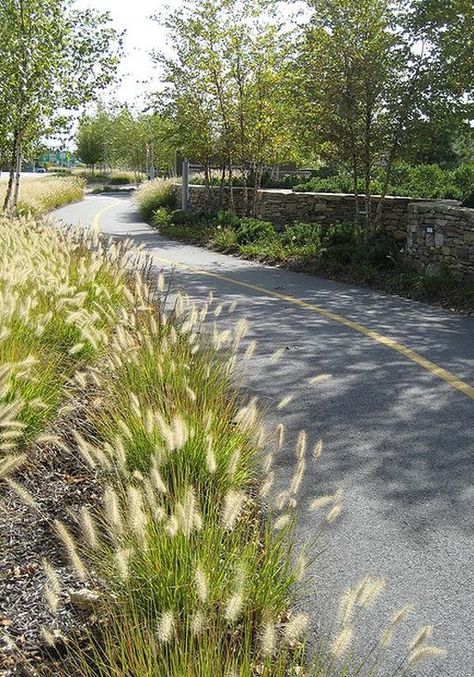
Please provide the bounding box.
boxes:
[74,0,178,102]
[73,0,305,104]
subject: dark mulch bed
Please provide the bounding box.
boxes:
[0,400,101,675]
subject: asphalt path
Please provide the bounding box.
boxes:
[54,195,474,676]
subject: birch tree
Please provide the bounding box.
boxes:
[0,0,122,211]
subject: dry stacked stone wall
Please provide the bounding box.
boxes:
[407,202,474,282]
[176,185,415,242]
[173,185,474,281]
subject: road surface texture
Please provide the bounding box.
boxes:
[54,195,474,677]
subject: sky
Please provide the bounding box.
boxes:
[73,0,306,107]
[74,0,180,105]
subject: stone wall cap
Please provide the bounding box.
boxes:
[186,184,461,204]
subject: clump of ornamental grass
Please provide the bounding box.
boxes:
[0,215,445,675]
[0,176,84,215]
[0,214,137,453]
[48,250,444,676]
[134,177,177,216]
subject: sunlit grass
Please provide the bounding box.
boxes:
[0,215,446,676]
[134,177,177,216]
[0,176,84,215]
[0,214,130,451]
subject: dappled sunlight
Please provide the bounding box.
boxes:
[52,194,473,677]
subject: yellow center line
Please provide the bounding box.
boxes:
[94,203,474,400]
[91,200,120,230]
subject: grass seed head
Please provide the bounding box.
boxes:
[312,439,323,459]
[221,489,246,530]
[195,565,209,603]
[260,621,276,656]
[157,611,175,643]
[150,462,168,494]
[308,491,339,513]
[205,436,217,473]
[5,479,38,508]
[244,340,256,359]
[296,430,307,459]
[274,514,291,530]
[277,394,294,410]
[191,610,206,636]
[43,560,61,615]
[0,454,26,478]
[325,503,342,523]
[284,613,309,644]
[330,625,353,658]
[228,449,240,478]
[408,645,446,666]
[115,548,131,580]
[104,486,124,537]
[81,506,99,551]
[225,592,244,623]
[356,577,385,609]
[54,520,88,580]
[289,458,306,496]
[409,625,433,652]
[277,423,285,448]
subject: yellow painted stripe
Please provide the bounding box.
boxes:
[91,200,120,229]
[152,254,474,400]
[93,203,474,400]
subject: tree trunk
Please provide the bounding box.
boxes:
[242,164,249,216]
[12,139,23,209]
[374,155,394,230]
[228,160,235,213]
[251,164,263,218]
[219,164,226,205]
[204,159,211,210]
[3,132,18,212]
[352,158,360,226]
[363,100,373,239]
[364,169,371,240]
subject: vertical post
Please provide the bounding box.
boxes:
[182,159,189,210]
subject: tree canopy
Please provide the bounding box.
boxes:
[0,0,122,210]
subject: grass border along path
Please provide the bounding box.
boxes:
[0,212,445,676]
[0,175,84,216]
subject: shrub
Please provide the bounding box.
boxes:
[169,208,208,225]
[294,174,355,194]
[152,207,172,227]
[211,226,238,251]
[235,217,276,244]
[49,168,72,176]
[134,178,177,217]
[292,162,473,201]
[462,193,474,208]
[354,233,401,269]
[403,164,457,199]
[281,222,321,248]
[107,175,132,185]
[354,260,379,283]
[239,237,286,262]
[420,266,458,295]
[322,222,358,247]
[453,164,474,203]
[74,169,145,185]
[216,209,240,228]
